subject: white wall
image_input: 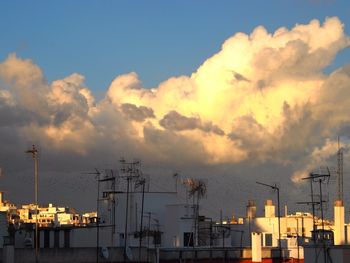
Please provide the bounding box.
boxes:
[163,204,194,248]
[70,226,116,247]
[110,191,179,247]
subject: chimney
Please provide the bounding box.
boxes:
[334,200,345,245]
[265,199,275,218]
[251,232,262,262]
[246,200,256,219]
[285,205,288,217]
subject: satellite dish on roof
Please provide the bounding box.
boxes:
[100,247,109,259]
[126,246,133,261]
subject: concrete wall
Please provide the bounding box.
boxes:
[14,226,116,249]
[4,247,150,263]
[160,247,274,261]
[0,246,287,263]
[304,245,350,263]
[70,227,116,247]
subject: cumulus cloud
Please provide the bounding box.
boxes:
[160,111,200,131]
[159,110,225,136]
[1,17,350,212]
[121,103,155,122]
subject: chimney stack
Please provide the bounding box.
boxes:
[334,200,345,245]
[265,199,275,218]
[246,200,256,219]
[252,232,262,262]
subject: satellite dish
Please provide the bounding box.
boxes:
[100,247,109,259]
[126,246,133,261]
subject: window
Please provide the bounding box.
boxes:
[44,230,50,248]
[54,230,59,248]
[64,230,70,248]
[265,233,273,247]
[153,231,161,245]
[184,232,194,247]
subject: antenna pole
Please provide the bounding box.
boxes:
[301,171,330,248]
[310,177,316,241]
[147,212,151,262]
[26,145,39,263]
[318,179,327,263]
[96,170,100,263]
[276,186,281,259]
[124,176,130,263]
[319,179,325,233]
[220,209,224,248]
[338,136,344,202]
[111,170,116,246]
[256,181,282,260]
[138,179,145,263]
[120,159,142,262]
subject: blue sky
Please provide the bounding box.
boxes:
[1,0,350,95]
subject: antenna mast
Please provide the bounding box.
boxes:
[26,145,39,263]
[337,136,344,202]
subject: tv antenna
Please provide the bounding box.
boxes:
[119,158,142,263]
[83,168,102,263]
[300,170,330,239]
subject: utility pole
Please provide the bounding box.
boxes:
[26,145,39,263]
[256,181,282,261]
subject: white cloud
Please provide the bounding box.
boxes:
[0,17,350,212]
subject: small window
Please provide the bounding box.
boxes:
[184,232,194,247]
[44,230,50,248]
[265,233,273,247]
[64,230,70,248]
[54,230,59,248]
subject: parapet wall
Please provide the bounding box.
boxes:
[1,246,293,263]
[3,247,151,263]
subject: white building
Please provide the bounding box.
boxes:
[228,199,341,260]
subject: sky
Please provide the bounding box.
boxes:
[1,1,350,219]
[1,1,350,93]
